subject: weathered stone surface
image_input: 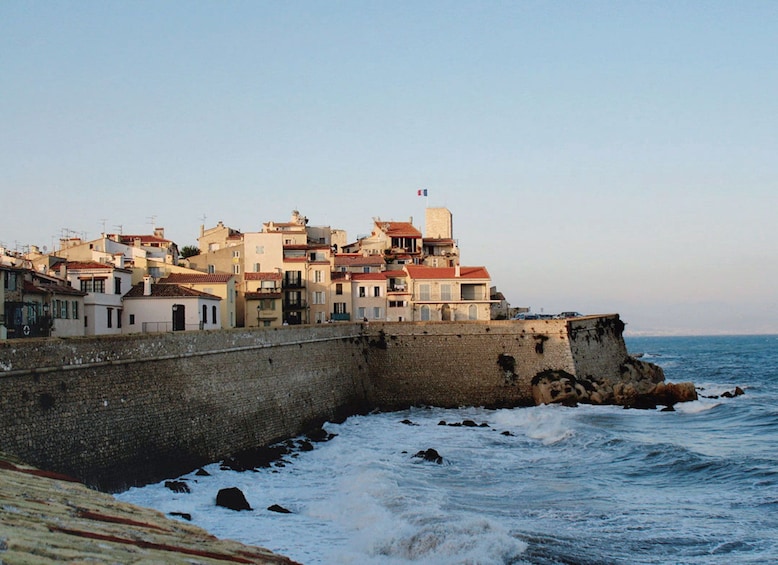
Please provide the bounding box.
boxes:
[0,453,297,564]
[216,487,252,511]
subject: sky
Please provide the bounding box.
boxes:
[2,1,777,336]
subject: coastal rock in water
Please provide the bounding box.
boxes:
[169,511,192,521]
[413,448,443,464]
[216,487,252,511]
[267,504,292,514]
[164,480,190,494]
[306,427,337,443]
[221,444,290,471]
[531,370,580,406]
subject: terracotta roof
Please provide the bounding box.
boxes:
[404,265,491,280]
[160,273,233,284]
[65,261,114,270]
[423,238,456,245]
[383,271,406,279]
[23,281,86,296]
[349,273,387,282]
[376,221,421,238]
[123,283,221,300]
[334,254,384,267]
[111,234,174,245]
[244,272,282,281]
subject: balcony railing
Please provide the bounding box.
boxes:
[284,300,308,310]
[331,312,351,321]
[282,279,305,289]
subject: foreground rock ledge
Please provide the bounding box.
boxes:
[0,454,298,565]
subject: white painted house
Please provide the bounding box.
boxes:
[122,277,221,334]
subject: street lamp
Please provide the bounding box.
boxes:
[256,304,261,327]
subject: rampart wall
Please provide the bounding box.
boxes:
[0,315,628,491]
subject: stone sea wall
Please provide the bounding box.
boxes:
[0,315,685,491]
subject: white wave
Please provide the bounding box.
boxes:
[492,405,575,445]
[673,399,721,414]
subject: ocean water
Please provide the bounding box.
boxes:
[117,335,778,564]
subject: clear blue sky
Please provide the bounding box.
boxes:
[2,1,777,335]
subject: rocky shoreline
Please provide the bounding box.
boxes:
[0,453,298,564]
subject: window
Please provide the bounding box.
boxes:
[107,308,113,328]
[80,279,106,293]
[420,305,430,321]
[114,278,122,295]
[3,270,17,290]
[117,309,122,328]
[84,315,88,328]
[441,284,452,301]
[129,314,135,325]
[255,246,264,254]
[469,304,478,320]
[335,283,343,295]
[260,298,275,310]
[233,264,240,274]
[61,300,68,319]
[212,305,217,324]
[313,291,325,305]
[357,307,366,319]
[314,270,323,283]
[389,300,406,308]
[359,286,366,298]
[373,286,380,297]
[334,302,347,314]
[202,305,208,324]
[71,301,79,319]
[207,265,215,274]
[420,284,430,301]
[232,250,240,258]
[373,306,382,319]
[253,263,261,272]
[363,267,370,273]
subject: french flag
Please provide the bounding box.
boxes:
[417,189,428,196]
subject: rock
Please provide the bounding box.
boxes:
[735,386,745,396]
[164,480,190,494]
[267,504,292,514]
[413,448,443,464]
[306,427,336,443]
[438,420,447,426]
[216,487,252,511]
[221,444,291,471]
[531,370,580,406]
[461,420,478,427]
[297,440,314,452]
[169,511,192,521]
[400,419,418,426]
[195,468,210,476]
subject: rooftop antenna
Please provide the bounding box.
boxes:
[200,213,207,225]
[114,224,123,235]
[100,219,108,235]
[146,215,157,229]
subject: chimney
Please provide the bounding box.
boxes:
[455,264,461,277]
[113,253,124,268]
[143,276,152,296]
[59,263,67,280]
[154,227,165,238]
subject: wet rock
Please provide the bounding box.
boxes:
[413,448,443,464]
[461,420,478,427]
[164,480,190,494]
[169,511,192,521]
[722,386,745,398]
[438,420,447,426]
[221,444,291,471]
[400,419,418,426]
[267,504,292,514]
[195,468,210,477]
[531,370,580,406]
[216,487,252,511]
[306,427,336,443]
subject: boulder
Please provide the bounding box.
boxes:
[164,480,190,494]
[267,504,292,514]
[531,370,580,406]
[216,487,252,511]
[413,448,443,464]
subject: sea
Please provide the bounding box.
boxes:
[117,335,778,564]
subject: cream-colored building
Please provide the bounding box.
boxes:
[244,272,282,328]
[60,261,133,336]
[404,265,493,322]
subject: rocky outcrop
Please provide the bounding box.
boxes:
[0,454,297,563]
[216,487,252,511]
[531,357,698,409]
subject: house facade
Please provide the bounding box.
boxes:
[122,277,221,334]
[158,273,237,329]
[60,262,133,336]
[404,265,493,322]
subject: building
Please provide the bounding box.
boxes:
[404,265,493,322]
[122,277,221,334]
[57,262,133,336]
[157,273,237,329]
[244,272,283,328]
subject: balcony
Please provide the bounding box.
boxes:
[331,312,351,321]
[284,300,308,311]
[282,279,305,289]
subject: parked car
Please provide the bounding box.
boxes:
[512,313,539,320]
[555,311,583,319]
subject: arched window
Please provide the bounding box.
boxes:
[212,305,217,324]
[420,305,430,321]
[202,304,207,325]
[468,304,478,320]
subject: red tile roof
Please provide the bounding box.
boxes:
[404,265,491,280]
[245,291,282,300]
[65,261,115,270]
[334,254,384,267]
[349,273,387,282]
[123,283,220,299]
[160,273,233,284]
[376,221,421,238]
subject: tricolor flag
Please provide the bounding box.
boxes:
[417,189,428,196]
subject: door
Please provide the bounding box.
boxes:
[172,304,185,331]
